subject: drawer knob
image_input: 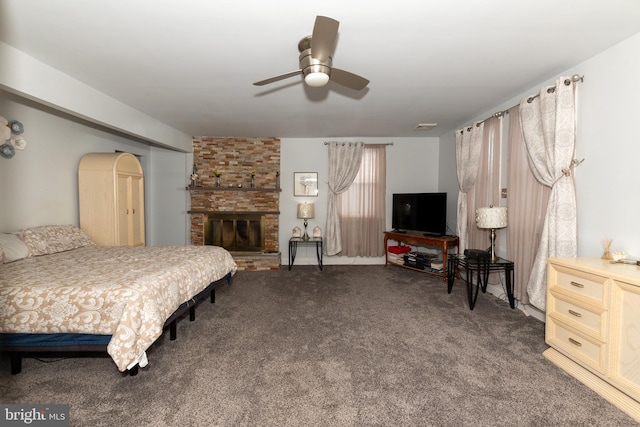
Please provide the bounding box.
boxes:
[568,309,582,318]
[568,337,582,347]
[570,281,584,289]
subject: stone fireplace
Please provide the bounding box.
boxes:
[189,137,281,270]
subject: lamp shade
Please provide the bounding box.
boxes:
[476,206,507,229]
[297,203,315,219]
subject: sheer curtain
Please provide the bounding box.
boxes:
[506,106,550,305]
[466,117,502,251]
[455,122,484,254]
[325,142,364,256]
[520,77,578,310]
[337,144,386,257]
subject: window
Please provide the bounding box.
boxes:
[337,145,386,256]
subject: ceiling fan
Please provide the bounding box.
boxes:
[253,16,369,91]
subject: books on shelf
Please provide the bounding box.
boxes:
[388,250,443,271]
[387,252,404,265]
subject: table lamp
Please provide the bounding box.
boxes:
[475,206,507,262]
[297,202,315,241]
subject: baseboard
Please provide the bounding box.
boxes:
[483,283,545,322]
[282,256,386,266]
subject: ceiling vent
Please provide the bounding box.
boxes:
[415,123,437,131]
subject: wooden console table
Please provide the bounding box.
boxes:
[383,231,458,281]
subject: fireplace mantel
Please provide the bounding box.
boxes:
[189,210,280,215]
[187,186,281,193]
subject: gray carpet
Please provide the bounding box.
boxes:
[0,265,637,426]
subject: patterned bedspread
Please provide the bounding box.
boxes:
[0,245,237,371]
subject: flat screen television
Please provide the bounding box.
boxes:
[391,192,447,236]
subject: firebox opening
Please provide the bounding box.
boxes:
[205,213,265,252]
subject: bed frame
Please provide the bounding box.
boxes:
[1,272,233,376]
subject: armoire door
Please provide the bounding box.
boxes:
[129,175,145,246]
[117,174,131,246]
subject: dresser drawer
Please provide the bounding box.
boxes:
[546,317,607,374]
[548,289,606,340]
[549,263,608,304]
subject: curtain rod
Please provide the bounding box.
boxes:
[462,74,584,132]
[323,142,394,145]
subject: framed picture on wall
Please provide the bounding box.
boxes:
[294,172,318,197]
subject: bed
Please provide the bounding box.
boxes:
[0,225,237,375]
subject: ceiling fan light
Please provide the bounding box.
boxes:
[304,72,330,87]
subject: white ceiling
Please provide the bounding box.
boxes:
[2,0,640,138]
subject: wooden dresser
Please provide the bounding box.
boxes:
[78,152,145,246]
[545,257,640,422]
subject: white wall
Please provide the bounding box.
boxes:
[439,31,640,261]
[280,137,440,266]
[0,90,193,246]
[146,147,191,246]
[570,33,640,258]
[438,32,640,320]
[438,132,459,232]
[0,91,154,232]
[4,31,639,261]
[1,42,194,243]
[0,41,193,152]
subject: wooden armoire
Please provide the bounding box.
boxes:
[78,152,145,246]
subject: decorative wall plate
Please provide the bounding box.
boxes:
[0,143,15,159]
[12,136,27,150]
[8,120,24,135]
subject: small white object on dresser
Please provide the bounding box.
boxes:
[545,257,640,423]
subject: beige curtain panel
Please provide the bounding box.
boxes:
[506,106,551,306]
[325,142,364,256]
[466,116,502,252]
[338,144,386,257]
[455,122,484,254]
[520,77,578,310]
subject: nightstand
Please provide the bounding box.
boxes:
[288,237,323,271]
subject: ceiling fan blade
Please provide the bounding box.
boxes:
[253,70,302,86]
[311,16,339,62]
[330,68,369,90]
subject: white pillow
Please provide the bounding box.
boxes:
[15,225,94,257]
[0,233,30,263]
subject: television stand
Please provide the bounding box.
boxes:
[384,230,458,282]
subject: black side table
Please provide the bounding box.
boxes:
[447,254,515,310]
[288,237,323,271]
